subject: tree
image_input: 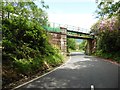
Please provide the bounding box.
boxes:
[2,1,63,88]
[91,0,120,62]
[96,0,120,18]
[79,40,87,51]
[91,0,120,33]
[67,38,77,51]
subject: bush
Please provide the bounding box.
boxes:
[95,50,120,63]
[79,40,87,51]
[14,55,47,74]
[2,2,64,88]
[95,30,120,62]
[45,46,63,67]
[67,38,77,52]
[97,30,120,52]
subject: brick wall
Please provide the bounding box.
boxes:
[48,32,67,55]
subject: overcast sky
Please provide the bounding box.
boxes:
[35,0,99,30]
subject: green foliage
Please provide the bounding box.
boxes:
[79,40,87,51]
[94,30,120,63]
[96,1,120,18]
[12,46,63,75]
[97,30,120,52]
[14,56,44,75]
[91,1,120,63]
[2,1,63,88]
[95,50,120,63]
[44,45,63,66]
[90,19,101,34]
[67,38,77,52]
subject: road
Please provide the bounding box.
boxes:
[15,52,119,89]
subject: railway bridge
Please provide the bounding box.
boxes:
[44,23,95,55]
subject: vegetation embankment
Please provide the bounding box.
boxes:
[94,29,120,63]
[2,1,64,89]
[91,1,120,63]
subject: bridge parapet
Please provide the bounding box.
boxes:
[60,27,67,34]
[45,22,90,34]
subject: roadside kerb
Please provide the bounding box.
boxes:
[12,56,71,90]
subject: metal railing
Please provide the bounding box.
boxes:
[45,22,90,34]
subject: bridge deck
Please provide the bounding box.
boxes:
[47,31,94,40]
[67,29,90,35]
[67,34,94,40]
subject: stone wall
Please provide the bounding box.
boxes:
[85,39,94,55]
[48,32,61,48]
[60,34,67,55]
[48,31,67,55]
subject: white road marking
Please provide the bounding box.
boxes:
[91,84,94,90]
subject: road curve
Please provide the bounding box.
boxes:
[15,52,119,89]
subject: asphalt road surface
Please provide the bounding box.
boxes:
[15,52,119,89]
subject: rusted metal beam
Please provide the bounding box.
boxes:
[67,29,90,35]
[67,35,94,40]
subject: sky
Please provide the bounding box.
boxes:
[35,0,99,30]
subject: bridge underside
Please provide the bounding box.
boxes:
[67,35,94,40]
[67,30,90,35]
[67,35,94,55]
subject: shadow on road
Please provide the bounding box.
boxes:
[16,52,119,89]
